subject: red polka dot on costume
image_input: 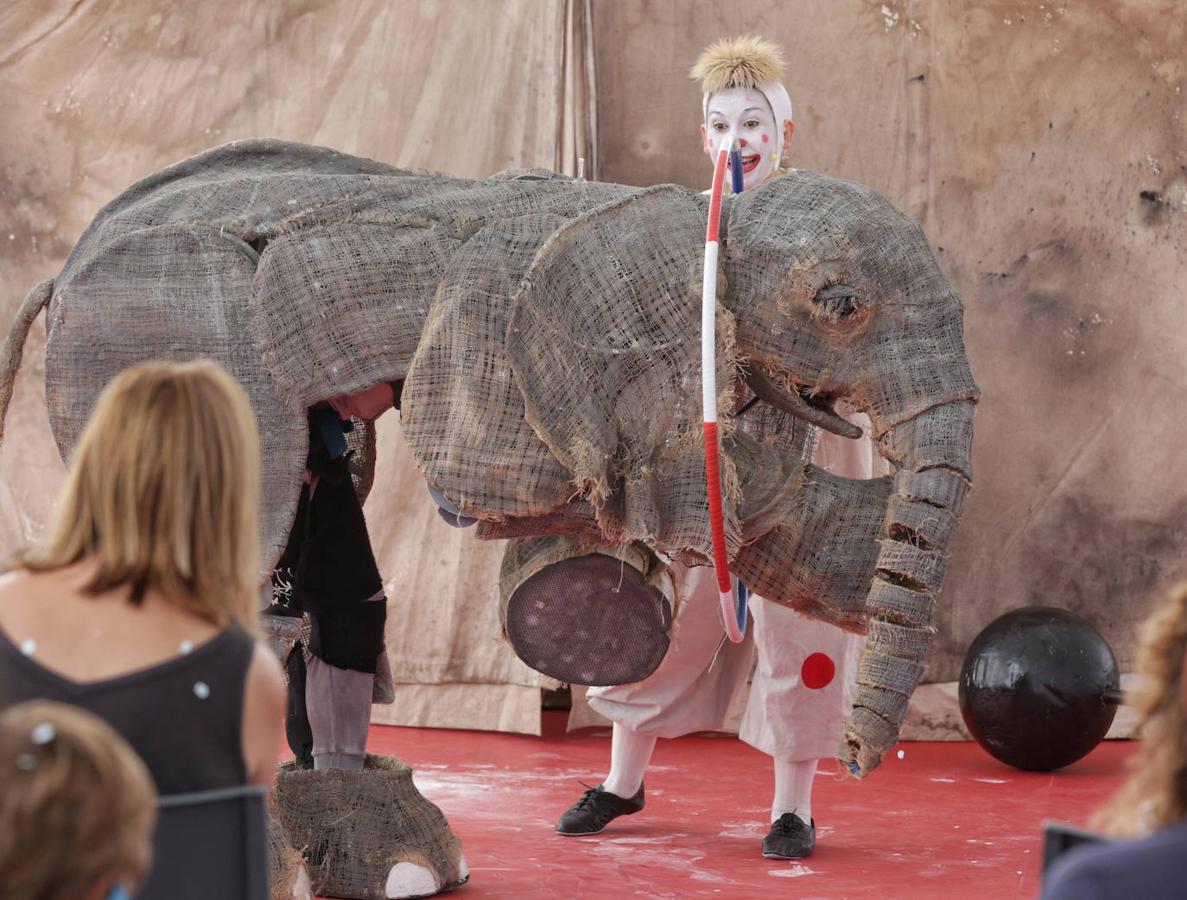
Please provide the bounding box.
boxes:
[801,653,836,689]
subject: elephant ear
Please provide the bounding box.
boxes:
[401,213,576,519]
[507,186,740,554]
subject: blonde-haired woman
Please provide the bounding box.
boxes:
[0,360,285,795]
[1043,584,1187,899]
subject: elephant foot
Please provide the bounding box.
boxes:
[276,755,467,900]
[500,536,674,686]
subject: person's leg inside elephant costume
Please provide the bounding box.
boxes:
[271,392,395,770]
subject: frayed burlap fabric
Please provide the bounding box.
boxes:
[276,756,465,900]
[2,140,977,775]
[267,811,310,900]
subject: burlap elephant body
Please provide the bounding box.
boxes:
[0,139,977,776]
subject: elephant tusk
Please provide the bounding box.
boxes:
[745,365,863,440]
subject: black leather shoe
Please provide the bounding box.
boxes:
[555,783,645,835]
[762,812,816,859]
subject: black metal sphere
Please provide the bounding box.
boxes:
[958,606,1120,772]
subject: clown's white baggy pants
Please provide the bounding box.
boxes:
[588,410,885,762]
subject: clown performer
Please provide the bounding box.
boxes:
[555,36,888,860]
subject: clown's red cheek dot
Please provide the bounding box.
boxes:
[761,134,770,144]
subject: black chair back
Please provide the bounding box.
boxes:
[1041,819,1112,872]
[136,785,269,900]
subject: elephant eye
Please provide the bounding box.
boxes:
[813,284,863,320]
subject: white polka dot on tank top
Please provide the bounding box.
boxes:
[19,639,36,656]
[193,681,211,700]
[179,640,194,655]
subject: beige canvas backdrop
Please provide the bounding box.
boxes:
[2,0,1185,737]
[565,0,1186,740]
[0,0,596,735]
[590,0,1187,675]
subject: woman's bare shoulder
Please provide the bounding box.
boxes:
[0,566,36,587]
[0,568,45,608]
[245,641,286,704]
[0,562,89,597]
[0,569,62,635]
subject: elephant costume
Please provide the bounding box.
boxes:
[0,139,977,777]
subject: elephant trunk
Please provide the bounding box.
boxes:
[844,399,974,776]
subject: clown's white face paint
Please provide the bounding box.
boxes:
[701,87,783,191]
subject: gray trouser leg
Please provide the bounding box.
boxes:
[306,655,374,770]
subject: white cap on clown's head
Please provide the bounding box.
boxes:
[691,36,794,159]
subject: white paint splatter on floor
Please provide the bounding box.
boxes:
[767,864,814,878]
[689,868,733,885]
[587,841,730,883]
[974,777,1009,784]
[717,821,767,839]
[412,766,593,796]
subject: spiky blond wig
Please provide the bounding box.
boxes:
[690,36,785,93]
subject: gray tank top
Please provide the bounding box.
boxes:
[0,624,254,795]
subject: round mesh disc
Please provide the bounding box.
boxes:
[505,554,672,686]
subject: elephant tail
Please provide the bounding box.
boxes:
[0,278,53,445]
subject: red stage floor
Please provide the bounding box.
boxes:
[356,713,1131,899]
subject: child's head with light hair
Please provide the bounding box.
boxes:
[0,701,157,900]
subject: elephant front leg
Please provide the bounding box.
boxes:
[732,464,950,775]
[731,464,892,633]
[739,399,975,776]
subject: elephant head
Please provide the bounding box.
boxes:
[723,171,978,775]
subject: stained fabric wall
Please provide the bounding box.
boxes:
[2,1,1185,737]
[590,0,1187,680]
[0,0,594,735]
